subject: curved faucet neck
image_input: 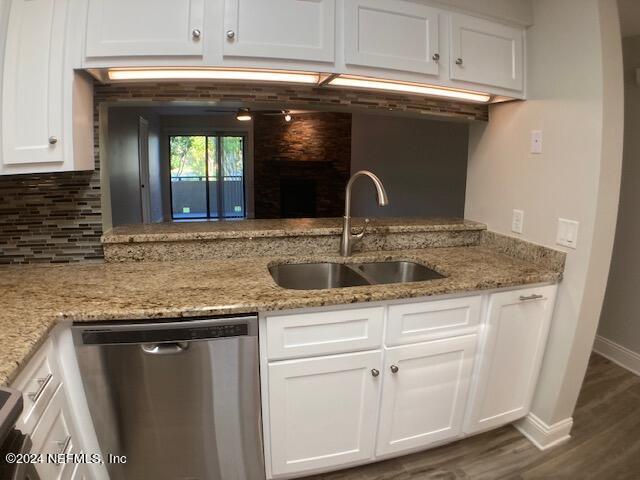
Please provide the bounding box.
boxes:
[344,170,388,219]
[341,170,389,256]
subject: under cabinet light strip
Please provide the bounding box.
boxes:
[105,68,492,103]
[107,68,321,84]
[328,75,491,103]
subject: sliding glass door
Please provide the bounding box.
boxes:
[170,135,245,220]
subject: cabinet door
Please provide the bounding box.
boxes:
[267,350,381,477]
[85,0,205,57]
[376,335,477,456]
[465,285,557,434]
[2,0,66,166]
[449,13,523,91]
[223,0,335,62]
[344,0,439,75]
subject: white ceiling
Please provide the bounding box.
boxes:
[618,0,640,38]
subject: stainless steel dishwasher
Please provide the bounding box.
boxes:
[73,315,265,480]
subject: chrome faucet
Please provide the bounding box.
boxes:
[340,170,389,256]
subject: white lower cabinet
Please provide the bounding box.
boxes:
[464,285,558,434]
[376,334,477,456]
[30,386,76,480]
[267,350,382,477]
[263,285,558,479]
[10,332,94,480]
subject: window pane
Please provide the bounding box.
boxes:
[221,137,245,218]
[207,136,219,218]
[170,136,207,219]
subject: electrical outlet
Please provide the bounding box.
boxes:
[512,209,524,234]
[557,218,579,249]
[530,130,543,154]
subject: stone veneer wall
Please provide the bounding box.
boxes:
[0,81,488,264]
[254,112,351,218]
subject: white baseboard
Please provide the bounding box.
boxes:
[593,335,640,376]
[514,413,573,450]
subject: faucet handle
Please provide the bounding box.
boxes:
[354,218,370,240]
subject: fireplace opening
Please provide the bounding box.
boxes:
[280,179,317,218]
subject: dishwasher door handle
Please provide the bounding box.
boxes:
[141,342,190,355]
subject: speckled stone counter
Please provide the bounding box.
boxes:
[0,243,563,386]
[102,217,487,262]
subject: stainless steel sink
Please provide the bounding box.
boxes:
[351,261,445,284]
[268,263,371,290]
[269,261,445,290]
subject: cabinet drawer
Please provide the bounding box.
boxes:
[386,296,481,346]
[11,339,62,434]
[265,307,384,359]
[31,386,75,480]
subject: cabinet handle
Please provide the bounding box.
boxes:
[27,373,53,402]
[371,369,380,377]
[455,58,463,65]
[54,436,72,463]
[48,136,58,145]
[432,53,440,62]
[390,365,399,374]
[519,294,544,302]
[192,29,201,39]
[226,30,235,40]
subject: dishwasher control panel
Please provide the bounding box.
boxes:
[76,316,256,346]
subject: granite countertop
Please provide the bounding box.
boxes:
[102,217,486,243]
[0,244,561,386]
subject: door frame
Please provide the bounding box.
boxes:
[138,116,152,223]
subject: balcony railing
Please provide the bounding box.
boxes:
[171,175,245,219]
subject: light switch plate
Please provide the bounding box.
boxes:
[512,209,524,234]
[557,218,579,248]
[530,130,543,154]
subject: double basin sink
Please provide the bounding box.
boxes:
[269,261,445,290]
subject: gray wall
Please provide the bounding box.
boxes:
[350,113,468,218]
[598,34,640,354]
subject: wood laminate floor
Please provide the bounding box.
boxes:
[303,354,640,480]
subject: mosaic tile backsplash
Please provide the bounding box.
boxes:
[0,80,488,264]
[0,171,102,264]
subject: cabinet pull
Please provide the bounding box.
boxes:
[432,53,440,62]
[48,136,58,145]
[226,30,235,40]
[192,29,201,39]
[390,365,399,374]
[371,369,380,377]
[27,373,53,402]
[54,436,72,463]
[455,58,463,65]
[519,294,544,302]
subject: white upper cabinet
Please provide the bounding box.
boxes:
[449,13,524,91]
[376,335,477,457]
[1,0,93,175]
[344,0,440,76]
[223,0,335,62]
[2,0,66,166]
[85,0,205,58]
[267,350,381,477]
[465,285,557,435]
